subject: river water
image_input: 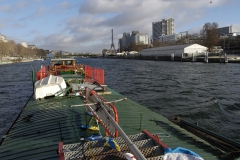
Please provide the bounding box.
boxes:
[0,58,240,143]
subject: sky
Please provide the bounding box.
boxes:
[0,0,239,53]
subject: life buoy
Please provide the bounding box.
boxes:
[89,90,96,96]
[123,153,136,160]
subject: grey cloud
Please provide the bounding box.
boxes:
[78,0,142,15]
[0,5,12,12]
[58,1,71,10]
[35,28,110,53]
[0,23,5,28]
[32,0,233,53]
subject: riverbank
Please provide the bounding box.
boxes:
[0,58,34,65]
[105,54,240,63]
[0,61,12,65]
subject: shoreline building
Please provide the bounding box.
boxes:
[28,45,37,49]
[159,33,181,43]
[152,18,174,41]
[21,42,28,48]
[119,31,148,51]
[0,34,8,42]
[218,25,238,36]
[138,44,207,58]
[120,32,131,50]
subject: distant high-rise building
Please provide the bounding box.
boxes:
[119,31,149,51]
[131,33,148,45]
[152,18,174,41]
[122,32,131,49]
[217,25,238,36]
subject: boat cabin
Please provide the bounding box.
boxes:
[51,58,76,66]
[49,58,80,73]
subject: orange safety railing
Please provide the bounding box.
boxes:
[94,68,104,85]
[36,66,49,80]
[35,64,104,84]
[84,65,93,78]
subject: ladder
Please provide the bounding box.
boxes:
[61,131,166,160]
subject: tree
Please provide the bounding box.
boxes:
[102,49,107,54]
[7,40,16,56]
[152,40,162,48]
[200,22,219,51]
[128,42,137,51]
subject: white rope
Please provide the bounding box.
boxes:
[70,97,127,107]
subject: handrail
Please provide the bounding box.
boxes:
[84,88,118,137]
[87,89,146,160]
[91,90,118,137]
[35,64,104,85]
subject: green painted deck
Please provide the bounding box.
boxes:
[0,86,229,159]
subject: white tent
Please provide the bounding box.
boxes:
[138,44,207,57]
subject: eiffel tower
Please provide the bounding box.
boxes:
[109,29,116,54]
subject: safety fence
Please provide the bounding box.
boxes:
[85,65,105,85]
[84,65,92,78]
[36,65,104,85]
[36,66,48,80]
[94,68,104,85]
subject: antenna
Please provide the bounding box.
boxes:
[110,29,116,54]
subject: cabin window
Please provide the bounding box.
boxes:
[65,60,73,65]
[54,61,63,65]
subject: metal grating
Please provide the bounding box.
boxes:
[115,133,147,143]
[85,152,127,160]
[134,139,155,149]
[139,146,164,158]
[63,139,107,151]
[146,155,164,160]
[63,132,165,160]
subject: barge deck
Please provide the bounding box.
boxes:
[0,86,231,159]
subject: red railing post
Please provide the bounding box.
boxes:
[58,142,64,160]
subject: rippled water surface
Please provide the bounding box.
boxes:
[0,59,240,143]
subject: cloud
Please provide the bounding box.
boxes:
[18,6,48,22]
[58,1,71,10]
[0,4,12,12]
[29,30,40,34]
[35,32,108,53]
[35,6,47,16]
[0,23,5,29]
[2,0,237,53]
[36,0,234,52]
[0,0,32,14]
